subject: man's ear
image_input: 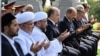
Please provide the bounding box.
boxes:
[4,26,9,32]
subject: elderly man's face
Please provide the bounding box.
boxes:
[77,12,85,20]
[52,11,60,23]
[22,20,34,34]
[71,10,77,19]
[68,9,77,21]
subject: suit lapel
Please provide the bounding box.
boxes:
[48,19,60,34]
[1,35,17,56]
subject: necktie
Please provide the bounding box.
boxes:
[14,41,24,56]
[70,22,74,32]
[55,24,60,33]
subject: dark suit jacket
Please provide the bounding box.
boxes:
[58,16,79,49]
[81,18,93,36]
[45,19,60,41]
[58,16,77,40]
[73,19,84,43]
[73,19,82,30]
[2,35,18,56]
[1,35,31,56]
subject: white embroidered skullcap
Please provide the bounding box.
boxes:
[34,12,47,22]
[16,12,34,24]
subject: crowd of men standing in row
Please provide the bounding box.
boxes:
[1,1,100,56]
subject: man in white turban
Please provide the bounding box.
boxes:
[14,12,45,56]
[32,12,70,56]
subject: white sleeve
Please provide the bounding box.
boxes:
[14,37,35,56]
[46,39,62,53]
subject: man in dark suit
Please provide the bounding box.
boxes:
[58,7,84,49]
[72,8,93,56]
[45,6,80,56]
[45,7,60,41]
[74,6,98,56]
[1,13,30,56]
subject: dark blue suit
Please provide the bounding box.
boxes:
[2,35,31,56]
[2,35,24,56]
[58,16,79,49]
[45,19,80,56]
[73,18,93,56]
[45,19,60,41]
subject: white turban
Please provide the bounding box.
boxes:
[15,13,22,18]
[34,12,47,22]
[16,12,34,24]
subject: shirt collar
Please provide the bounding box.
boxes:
[65,16,72,22]
[1,32,14,44]
[48,18,56,25]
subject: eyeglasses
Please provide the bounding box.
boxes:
[39,20,47,23]
[23,22,34,26]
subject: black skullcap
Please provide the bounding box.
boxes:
[1,13,16,32]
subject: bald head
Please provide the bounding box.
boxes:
[66,7,77,20]
[66,7,77,14]
[24,4,34,12]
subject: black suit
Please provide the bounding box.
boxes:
[58,16,79,49]
[2,35,18,56]
[1,35,29,56]
[73,19,82,30]
[45,19,80,56]
[45,19,60,41]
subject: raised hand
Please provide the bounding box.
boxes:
[76,27,84,34]
[44,41,50,50]
[58,29,70,42]
[30,39,46,53]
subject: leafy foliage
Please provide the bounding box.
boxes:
[80,0,100,21]
[2,0,8,4]
[88,0,100,22]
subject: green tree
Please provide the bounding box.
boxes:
[81,0,100,22]
[88,0,100,22]
[2,0,8,4]
[42,0,55,7]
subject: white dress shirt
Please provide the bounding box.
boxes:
[85,12,89,21]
